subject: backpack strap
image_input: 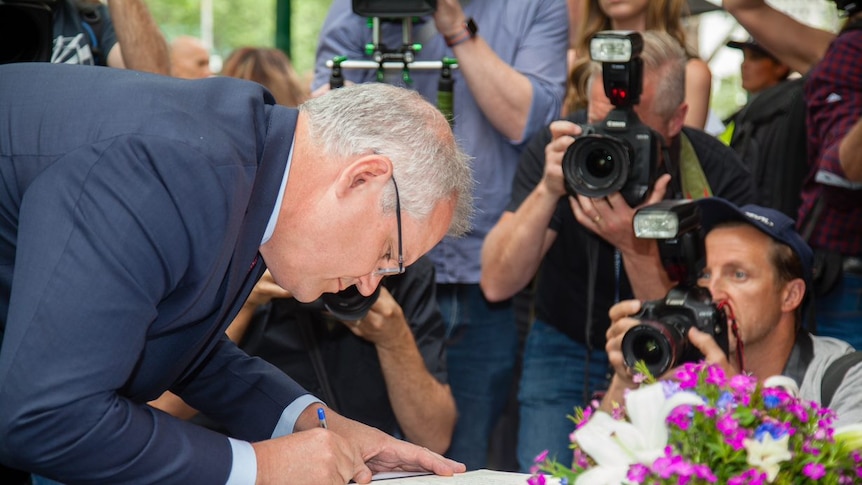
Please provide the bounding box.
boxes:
[821,350,862,408]
[77,5,106,65]
[679,132,713,200]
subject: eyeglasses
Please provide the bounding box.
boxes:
[374,176,405,276]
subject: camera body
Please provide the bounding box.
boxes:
[561,31,662,207]
[0,0,59,64]
[620,200,729,376]
[623,286,728,376]
[303,285,381,322]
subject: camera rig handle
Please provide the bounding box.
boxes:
[326,15,460,126]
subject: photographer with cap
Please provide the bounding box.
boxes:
[604,197,862,427]
[480,30,755,472]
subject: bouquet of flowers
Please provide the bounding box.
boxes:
[530,362,862,485]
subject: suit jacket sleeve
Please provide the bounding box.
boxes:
[0,135,304,483]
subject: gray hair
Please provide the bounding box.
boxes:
[639,31,687,123]
[299,83,474,236]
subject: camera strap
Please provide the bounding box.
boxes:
[678,133,713,200]
[295,311,341,413]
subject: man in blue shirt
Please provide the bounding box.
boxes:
[313,0,568,469]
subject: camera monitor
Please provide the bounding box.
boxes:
[352,0,436,18]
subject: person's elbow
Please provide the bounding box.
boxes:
[480,272,516,303]
[424,391,457,455]
[0,398,51,471]
[480,233,518,302]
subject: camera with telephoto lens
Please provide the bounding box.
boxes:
[304,284,381,322]
[562,31,662,207]
[620,200,729,376]
[0,0,59,64]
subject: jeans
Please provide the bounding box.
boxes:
[516,320,610,473]
[815,271,862,349]
[437,284,518,470]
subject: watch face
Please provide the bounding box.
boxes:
[467,18,478,36]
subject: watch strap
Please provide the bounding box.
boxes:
[444,18,478,48]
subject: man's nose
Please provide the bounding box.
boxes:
[355,274,383,296]
[705,277,727,300]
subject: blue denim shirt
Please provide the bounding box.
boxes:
[313,0,569,284]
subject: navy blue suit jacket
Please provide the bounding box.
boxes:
[0,63,309,483]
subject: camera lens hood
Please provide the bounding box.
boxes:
[621,320,684,376]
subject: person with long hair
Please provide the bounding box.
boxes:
[565,0,711,129]
[221,47,308,107]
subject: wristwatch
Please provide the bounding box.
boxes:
[445,18,478,48]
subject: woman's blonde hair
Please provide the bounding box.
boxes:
[221,47,309,107]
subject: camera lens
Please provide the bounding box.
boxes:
[621,320,685,376]
[562,135,631,198]
[320,285,381,321]
[584,148,616,179]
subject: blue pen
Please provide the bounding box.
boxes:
[317,407,328,429]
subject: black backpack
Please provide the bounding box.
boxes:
[726,76,808,219]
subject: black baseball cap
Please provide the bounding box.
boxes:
[695,197,813,293]
[727,37,779,60]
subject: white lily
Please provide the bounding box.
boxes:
[743,433,792,482]
[573,382,705,485]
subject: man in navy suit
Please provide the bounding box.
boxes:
[0,63,473,484]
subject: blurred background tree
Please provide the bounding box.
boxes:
[145,0,837,119]
[148,0,333,79]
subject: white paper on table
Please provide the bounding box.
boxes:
[366,469,559,484]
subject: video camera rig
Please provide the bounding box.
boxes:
[327,0,459,124]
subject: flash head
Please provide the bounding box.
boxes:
[633,200,704,287]
[634,200,701,239]
[589,30,643,63]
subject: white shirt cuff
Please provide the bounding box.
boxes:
[226,437,257,485]
[272,394,324,438]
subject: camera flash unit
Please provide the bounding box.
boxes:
[589,30,643,63]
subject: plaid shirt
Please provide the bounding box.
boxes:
[799,27,862,255]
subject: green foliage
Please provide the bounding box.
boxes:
[146,0,333,78]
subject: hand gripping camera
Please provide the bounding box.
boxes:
[562,31,662,207]
[621,200,729,376]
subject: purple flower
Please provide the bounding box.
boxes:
[627,463,650,482]
[667,405,693,430]
[527,473,546,485]
[533,450,548,464]
[728,468,767,485]
[693,464,718,483]
[803,463,826,480]
[729,373,757,395]
[706,365,727,386]
[675,366,699,389]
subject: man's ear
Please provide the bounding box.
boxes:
[780,278,806,313]
[666,102,688,139]
[334,154,393,198]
